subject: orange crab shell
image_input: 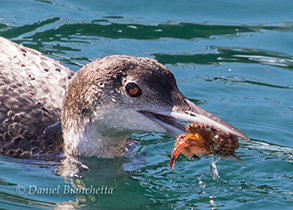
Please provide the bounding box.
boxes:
[169,123,240,169]
[175,133,210,157]
[169,133,209,169]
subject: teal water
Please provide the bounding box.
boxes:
[0,0,293,209]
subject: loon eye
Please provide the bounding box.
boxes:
[125,82,142,97]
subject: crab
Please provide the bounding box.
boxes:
[170,123,243,169]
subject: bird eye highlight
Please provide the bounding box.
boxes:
[125,82,142,97]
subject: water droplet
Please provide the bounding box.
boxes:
[198,177,206,188]
[209,156,220,181]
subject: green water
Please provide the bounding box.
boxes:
[0,0,293,209]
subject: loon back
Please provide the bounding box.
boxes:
[0,37,74,158]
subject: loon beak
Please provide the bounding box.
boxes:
[139,91,250,142]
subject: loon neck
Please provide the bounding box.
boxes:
[63,121,129,158]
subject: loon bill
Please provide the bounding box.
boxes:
[0,36,249,159]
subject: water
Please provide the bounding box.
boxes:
[0,0,293,209]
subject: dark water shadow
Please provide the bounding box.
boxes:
[1,17,292,44]
[1,18,293,72]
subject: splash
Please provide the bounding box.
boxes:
[209,156,221,181]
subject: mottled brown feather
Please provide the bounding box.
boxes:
[0,37,74,159]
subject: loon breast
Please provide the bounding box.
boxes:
[0,37,74,158]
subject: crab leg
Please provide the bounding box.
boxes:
[170,135,194,169]
[170,146,182,169]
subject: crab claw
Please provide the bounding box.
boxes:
[169,156,176,169]
[169,134,202,169]
[170,147,182,169]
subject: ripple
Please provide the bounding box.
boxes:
[154,47,293,70]
[242,140,293,163]
[195,74,293,89]
[0,191,55,209]
[1,18,292,42]
[0,17,60,39]
[21,21,256,41]
[234,55,293,67]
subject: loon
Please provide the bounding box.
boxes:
[0,36,250,159]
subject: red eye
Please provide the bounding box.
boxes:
[125,82,142,97]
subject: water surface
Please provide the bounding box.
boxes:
[0,0,292,209]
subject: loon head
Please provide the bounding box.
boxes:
[61,55,249,158]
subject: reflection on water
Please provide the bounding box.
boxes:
[56,157,152,209]
[2,17,293,41]
[235,54,293,68]
[0,135,292,209]
[154,47,293,70]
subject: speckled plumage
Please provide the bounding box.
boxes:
[0,37,74,158]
